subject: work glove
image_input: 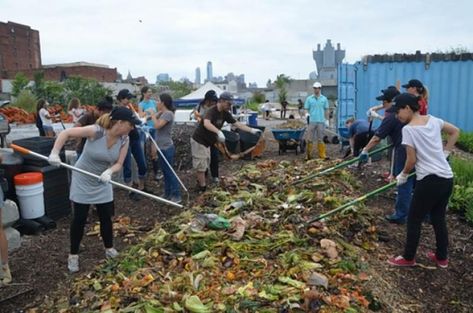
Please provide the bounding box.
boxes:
[324,120,330,127]
[217,130,226,143]
[367,110,381,120]
[359,149,369,163]
[99,168,113,183]
[396,172,409,186]
[48,151,61,167]
[250,128,262,135]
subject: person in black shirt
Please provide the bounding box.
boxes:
[191,92,262,191]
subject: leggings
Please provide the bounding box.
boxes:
[403,175,453,261]
[70,201,114,254]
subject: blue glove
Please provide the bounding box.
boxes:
[359,149,369,163]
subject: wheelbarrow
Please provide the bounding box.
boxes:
[271,128,306,155]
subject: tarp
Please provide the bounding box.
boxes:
[175,81,245,108]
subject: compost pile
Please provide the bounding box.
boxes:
[276,120,306,130]
[171,123,196,171]
[39,159,383,312]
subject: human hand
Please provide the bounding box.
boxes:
[396,172,408,186]
[99,168,113,183]
[250,128,262,135]
[368,110,381,120]
[359,149,369,163]
[324,120,330,127]
[217,130,226,143]
[48,152,61,167]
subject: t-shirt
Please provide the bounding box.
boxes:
[69,108,84,123]
[402,115,453,180]
[374,114,404,147]
[348,120,370,137]
[39,108,52,126]
[139,99,157,128]
[156,111,174,150]
[304,94,329,123]
[192,106,237,147]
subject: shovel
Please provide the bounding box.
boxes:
[10,144,183,209]
[305,172,415,224]
[294,144,392,185]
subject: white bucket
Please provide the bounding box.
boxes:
[14,172,45,219]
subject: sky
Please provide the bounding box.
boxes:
[2,0,473,87]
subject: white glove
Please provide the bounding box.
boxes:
[324,120,330,127]
[443,150,451,159]
[99,168,113,183]
[250,128,262,135]
[367,110,381,120]
[217,130,226,143]
[396,172,408,186]
[48,152,61,167]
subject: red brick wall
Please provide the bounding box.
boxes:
[0,21,41,75]
[3,65,118,82]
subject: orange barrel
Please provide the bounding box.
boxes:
[14,172,45,219]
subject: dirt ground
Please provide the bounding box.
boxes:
[1,128,472,312]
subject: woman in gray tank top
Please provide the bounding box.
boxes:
[149,93,181,203]
[48,107,141,273]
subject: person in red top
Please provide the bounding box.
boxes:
[402,79,429,115]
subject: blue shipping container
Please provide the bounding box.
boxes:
[338,59,473,131]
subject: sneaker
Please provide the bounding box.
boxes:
[154,173,163,181]
[427,251,448,268]
[68,254,79,273]
[0,263,12,285]
[212,177,220,184]
[105,248,119,259]
[387,255,416,267]
[385,214,406,225]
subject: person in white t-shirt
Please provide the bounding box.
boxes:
[36,99,55,137]
[387,93,459,268]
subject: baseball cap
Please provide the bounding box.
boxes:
[204,90,218,102]
[313,82,322,88]
[110,106,142,126]
[376,86,400,102]
[117,89,136,100]
[402,79,424,89]
[219,92,234,103]
[96,98,113,112]
[387,93,419,113]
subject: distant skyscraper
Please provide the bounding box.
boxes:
[206,61,213,82]
[156,73,170,83]
[195,67,201,85]
[312,39,345,81]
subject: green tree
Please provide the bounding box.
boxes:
[63,76,112,105]
[13,89,37,112]
[251,91,266,103]
[11,72,30,97]
[157,80,193,99]
[274,74,291,103]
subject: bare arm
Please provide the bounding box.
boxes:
[51,125,97,153]
[232,121,257,133]
[203,119,220,134]
[402,145,417,174]
[442,121,460,152]
[362,135,381,152]
[150,112,168,129]
[108,141,129,173]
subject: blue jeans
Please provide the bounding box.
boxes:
[392,146,414,220]
[123,131,147,184]
[159,145,181,199]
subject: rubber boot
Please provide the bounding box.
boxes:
[306,142,313,160]
[318,142,327,160]
[1,263,12,285]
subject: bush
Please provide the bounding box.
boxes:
[13,90,37,112]
[245,101,261,112]
[456,131,473,153]
[449,156,473,223]
[450,157,473,186]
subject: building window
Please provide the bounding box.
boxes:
[29,64,32,69]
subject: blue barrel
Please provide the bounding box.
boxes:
[247,113,258,126]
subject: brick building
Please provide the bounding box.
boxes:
[0,21,117,82]
[0,21,41,75]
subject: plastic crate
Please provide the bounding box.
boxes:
[12,136,65,166]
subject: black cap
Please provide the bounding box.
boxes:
[110,107,142,126]
[117,89,136,100]
[387,93,419,113]
[204,90,218,102]
[402,79,424,89]
[376,86,400,102]
[97,99,113,112]
[219,92,234,103]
